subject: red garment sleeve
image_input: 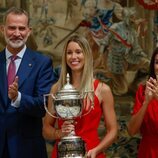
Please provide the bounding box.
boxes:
[132,84,145,115]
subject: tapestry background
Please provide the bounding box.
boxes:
[0,0,158,157]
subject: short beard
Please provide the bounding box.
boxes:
[4,36,28,49]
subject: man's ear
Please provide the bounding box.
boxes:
[28,27,32,36]
[0,25,4,34]
[0,25,6,47]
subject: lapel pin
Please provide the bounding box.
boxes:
[29,63,32,67]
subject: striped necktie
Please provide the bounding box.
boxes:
[8,55,17,87]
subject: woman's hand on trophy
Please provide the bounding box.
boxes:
[86,148,98,158]
[61,120,75,136]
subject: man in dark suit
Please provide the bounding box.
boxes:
[0,7,56,158]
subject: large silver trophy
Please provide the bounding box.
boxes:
[44,73,93,158]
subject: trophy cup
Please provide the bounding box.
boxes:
[44,73,93,158]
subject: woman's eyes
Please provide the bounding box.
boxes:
[155,60,158,64]
[66,51,72,55]
[66,50,82,54]
[76,50,82,54]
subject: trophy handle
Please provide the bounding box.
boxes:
[43,94,59,118]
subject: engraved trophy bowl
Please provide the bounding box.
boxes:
[44,73,89,158]
[54,76,83,120]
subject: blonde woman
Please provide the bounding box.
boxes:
[43,34,118,158]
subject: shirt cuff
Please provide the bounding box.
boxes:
[11,92,21,108]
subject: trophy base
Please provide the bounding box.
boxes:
[57,136,86,158]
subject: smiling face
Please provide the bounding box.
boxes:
[2,12,31,52]
[66,41,85,73]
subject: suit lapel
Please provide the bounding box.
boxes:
[0,50,8,108]
[17,49,34,89]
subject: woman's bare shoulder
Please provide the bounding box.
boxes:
[98,81,111,93]
[95,81,113,102]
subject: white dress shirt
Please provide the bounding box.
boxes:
[6,45,26,108]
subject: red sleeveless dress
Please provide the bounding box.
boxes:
[51,80,105,157]
[132,84,158,158]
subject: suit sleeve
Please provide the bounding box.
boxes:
[18,56,56,117]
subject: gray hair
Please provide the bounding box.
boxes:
[3,7,30,26]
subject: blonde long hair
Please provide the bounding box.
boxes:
[58,34,94,106]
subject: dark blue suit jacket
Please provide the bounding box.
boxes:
[0,48,56,158]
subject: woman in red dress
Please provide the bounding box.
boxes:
[43,34,118,158]
[128,48,158,158]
